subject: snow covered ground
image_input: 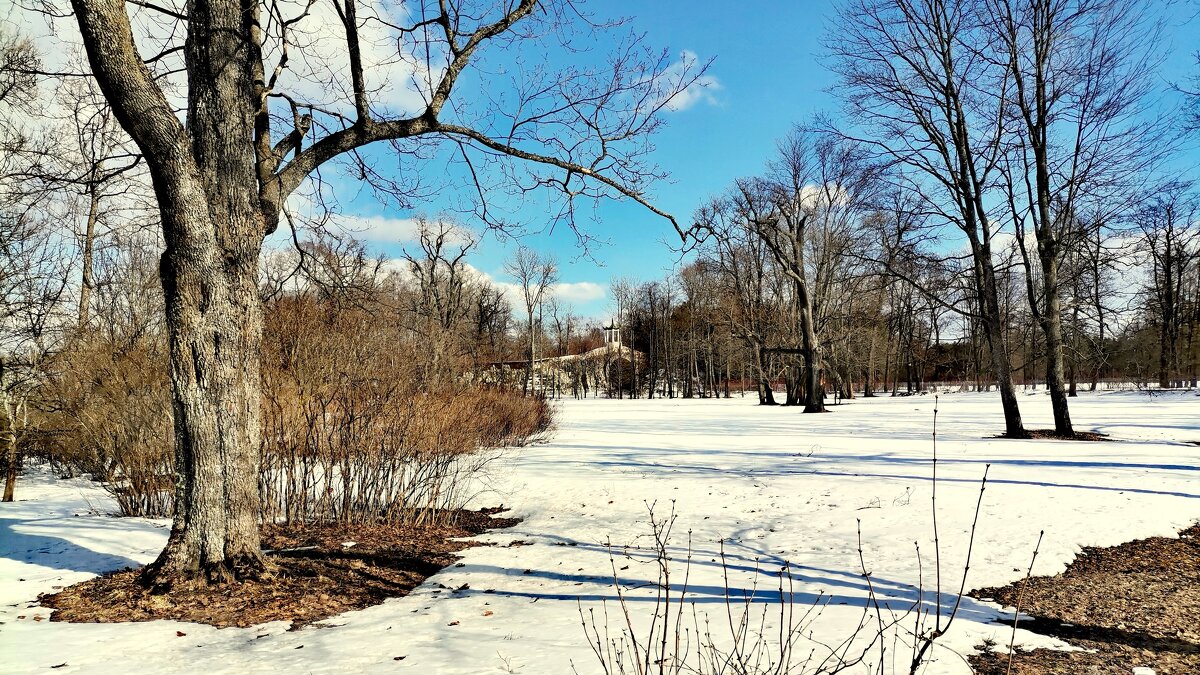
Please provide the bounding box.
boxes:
[2,389,1198,674]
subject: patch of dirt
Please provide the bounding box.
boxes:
[40,508,521,630]
[994,429,1110,441]
[969,523,1200,674]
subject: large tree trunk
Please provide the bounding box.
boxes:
[799,334,825,413]
[147,218,267,585]
[975,242,1025,437]
[135,0,268,585]
[784,363,802,406]
[1038,253,1073,435]
[72,0,270,585]
[793,277,825,413]
[752,342,775,405]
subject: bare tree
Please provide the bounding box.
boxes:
[986,0,1162,435]
[505,247,557,396]
[745,130,876,412]
[62,0,704,585]
[53,74,150,327]
[831,0,1028,436]
[1,28,70,502]
[1135,185,1200,388]
[401,217,476,385]
[692,195,780,405]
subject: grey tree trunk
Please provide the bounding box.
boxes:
[1038,255,1073,434]
[752,342,775,405]
[798,295,825,413]
[149,0,268,583]
[973,236,1026,437]
[1036,266,1075,429]
[72,0,269,584]
[2,391,16,503]
[1029,131,1074,434]
[71,0,678,585]
[77,186,100,327]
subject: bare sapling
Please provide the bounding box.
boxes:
[578,396,993,675]
[1005,531,1044,675]
[907,396,990,672]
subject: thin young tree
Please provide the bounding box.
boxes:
[692,195,780,405]
[53,73,149,328]
[63,0,704,585]
[505,247,558,396]
[401,218,476,386]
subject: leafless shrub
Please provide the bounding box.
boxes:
[37,240,174,517]
[576,505,911,675]
[258,291,551,528]
[42,336,174,517]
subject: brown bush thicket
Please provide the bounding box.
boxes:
[41,229,549,521]
[43,336,175,517]
[38,240,175,516]
[260,290,551,527]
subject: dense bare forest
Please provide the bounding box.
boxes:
[2,0,1199,510]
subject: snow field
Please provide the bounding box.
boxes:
[1,389,1197,673]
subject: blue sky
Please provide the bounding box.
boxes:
[319,0,1200,319]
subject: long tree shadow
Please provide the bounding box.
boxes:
[556,453,1200,499]
[995,615,1200,654]
[0,518,143,574]
[451,528,999,626]
[453,560,1000,627]
[529,532,927,600]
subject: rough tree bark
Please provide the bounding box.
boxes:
[69,0,267,583]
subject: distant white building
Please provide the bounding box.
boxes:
[603,321,621,347]
[483,320,643,397]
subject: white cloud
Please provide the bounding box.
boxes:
[661,50,721,112]
[468,265,607,311]
[329,214,424,244]
[277,189,475,247]
[550,281,606,303]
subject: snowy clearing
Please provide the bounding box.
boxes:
[2,389,1198,674]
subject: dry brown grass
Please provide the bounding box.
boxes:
[41,290,552,524]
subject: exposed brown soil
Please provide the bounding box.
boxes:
[995,429,1110,441]
[40,508,520,630]
[969,523,1200,674]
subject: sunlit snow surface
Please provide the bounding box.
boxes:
[2,389,1198,673]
